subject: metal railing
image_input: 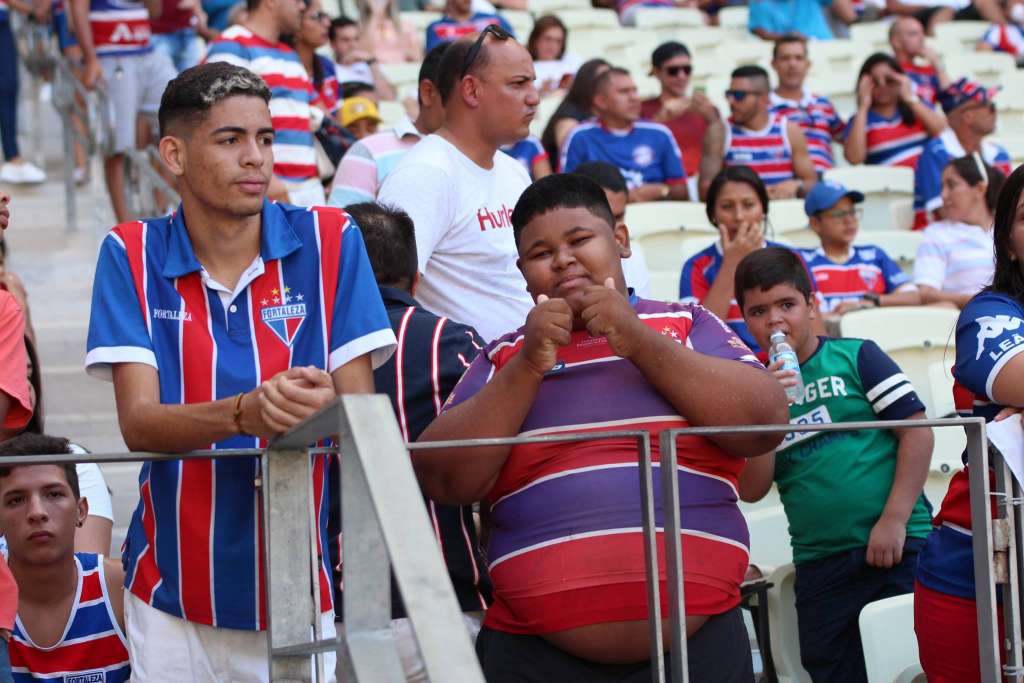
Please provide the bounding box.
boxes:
[4,402,1015,681]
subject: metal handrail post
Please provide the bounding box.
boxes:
[638,432,666,683]
[994,461,1024,681]
[658,431,688,683]
[969,420,1004,683]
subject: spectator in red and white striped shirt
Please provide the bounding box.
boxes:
[888,16,950,106]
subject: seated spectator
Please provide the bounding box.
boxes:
[0,551,13,682]
[354,0,422,64]
[527,15,581,98]
[329,43,449,207]
[341,96,382,140]
[769,35,846,173]
[425,0,514,52]
[914,155,1006,308]
[0,0,46,186]
[843,53,946,170]
[339,201,492,682]
[883,0,1005,35]
[540,58,610,170]
[681,165,820,352]
[151,0,205,72]
[889,16,950,106]
[800,181,920,316]
[292,0,340,114]
[641,41,721,197]
[735,246,932,683]
[573,160,652,298]
[1,434,129,682]
[416,172,788,682]
[978,8,1024,63]
[748,0,850,41]
[561,67,689,202]
[616,0,696,28]
[501,136,553,181]
[341,81,379,102]
[913,78,1012,228]
[328,16,398,100]
[915,164,1024,682]
[701,65,817,201]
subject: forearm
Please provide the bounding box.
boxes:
[701,261,738,319]
[114,391,244,452]
[630,332,788,456]
[415,355,543,504]
[843,111,868,164]
[70,0,97,62]
[629,183,670,203]
[910,101,947,136]
[698,120,725,201]
[143,0,160,19]
[880,425,932,524]
[880,289,921,307]
[667,181,689,201]
[371,66,398,101]
[738,451,775,502]
[918,284,971,308]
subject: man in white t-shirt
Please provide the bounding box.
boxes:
[328,16,397,101]
[378,25,538,342]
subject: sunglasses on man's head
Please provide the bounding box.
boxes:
[664,64,693,77]
[460,24,513,78]
[725,89,763,102]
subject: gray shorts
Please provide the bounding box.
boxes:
[100,49,176,153]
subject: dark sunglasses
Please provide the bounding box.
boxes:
[460,24,513,78]
[725,89,763,102]
[664,64,693,77]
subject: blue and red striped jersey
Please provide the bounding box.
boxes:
[843,108,930,169]
[917,291,1022,600]
[87,0,152,56]
[679,240,817,352]
[912,129,1012,229]
[85,201,396,630]
[424,12,514,51]
[798,245,912,312]
[561,120,687,190]
[769,90,845,171]
[723,116,796,185]
[445,297,761,634]
[500,136,548,180]
[9,554,130,683]
[206,26,319,187]
[900,60,942,106]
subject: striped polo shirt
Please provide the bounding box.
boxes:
[770,90,844,171]
[723,116,795,185]
[88,0,152,56]
[798,245,914,313]
[446,297,760,634]
[205,26,321,196]
[981,23,1024,59]
[501,136,548,179]
[328,117,422,208]
[9,554,130,683]
[845,108,930,169]
[912,219,994,296]
[900,60,941,106]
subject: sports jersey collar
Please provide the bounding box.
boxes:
[771,88,814,108]
[162,200,303,279]
[814,245,854,264]
[393,116,421,141]
[379,285,420,310]
[938,127,1000,164]
[598,119,634,135]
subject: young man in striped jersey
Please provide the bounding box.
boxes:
[1,434,130,683]
[416,173,788,682]
[85,62,395,681]
[735,247,932,683]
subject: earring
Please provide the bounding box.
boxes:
[76,521,83,528]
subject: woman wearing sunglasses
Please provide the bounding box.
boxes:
[641,41,721,193]
[843,53,946,169]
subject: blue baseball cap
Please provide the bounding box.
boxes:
[804,181,865,216]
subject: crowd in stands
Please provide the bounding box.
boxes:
[2,0,1024,679]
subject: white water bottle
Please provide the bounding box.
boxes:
[769,330,804,403]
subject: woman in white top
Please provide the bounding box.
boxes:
[913,154,1007,309]
[527,15,582,99]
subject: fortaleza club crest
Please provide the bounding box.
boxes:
[260,287,307,347]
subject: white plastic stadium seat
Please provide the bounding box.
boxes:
[377,100,406,128]
[996,87,1024,137]
[824,165,915,232]
[379,62,422,92]
[567,28,634,60]
[933,20,991,52]
[768,199,808,234]
[943,52,1016,84]
[636,231,714,272]
[807,40,869,80]
[529,95,561,139]
[839,306,960,418]
[554,8,620,29]
[855,230,923,273]
[716,5,750,39]
[528,0,590,14]
[634,6,705,30]
[502,10,534,40]
[765,564,812,683]
[743,505,793,571]
[991,136,1024,170]
[849,21,892,53]
[625,201,716,237]
[859,594,925,683]
[400,10,442,33]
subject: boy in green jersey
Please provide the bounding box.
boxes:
[734,247,933,683]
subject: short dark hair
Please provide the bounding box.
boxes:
[947,154,1007,212]
[527,15,567,61]
[437,32,512,105]
[730,64,770,91]
[573,161,627,194]
[346,202,418,290]
[734,247,813,311]
[651,41,690,69]
[340,81,375,100]
[511,173,615,247]
[985,164,1024,302]
[705,165,769,224]
[328,15,357,42]
[159,62,271,138]
[0,434,79,498]
[593,66,631,100]
[419,41,449,88]
[772,33,807,60]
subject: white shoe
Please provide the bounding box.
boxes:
[73,166,88,186]
[0,162,47,184]
[39,83,52,103]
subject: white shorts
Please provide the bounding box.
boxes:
[99,49,176,154]
[391,612,483,683]
[125,591,337,682]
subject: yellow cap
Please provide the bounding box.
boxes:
[340,97,382,128]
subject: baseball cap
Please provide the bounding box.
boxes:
[804,180,865,216]
[340,97,382,128]
[938,77,1000,114]
[651,41,691,69]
